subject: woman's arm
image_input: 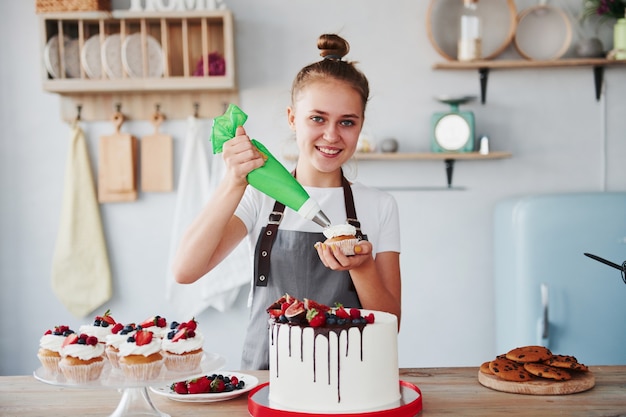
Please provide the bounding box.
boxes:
[172,127,264,284]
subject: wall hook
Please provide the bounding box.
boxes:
[193,102,199,118]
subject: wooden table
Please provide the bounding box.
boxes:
[1,367,625,416]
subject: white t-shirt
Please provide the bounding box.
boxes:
[234,181,401,262]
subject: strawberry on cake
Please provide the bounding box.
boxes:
[161,318,204,372]
[138,315,169,339]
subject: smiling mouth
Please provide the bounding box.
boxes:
[317,146,341,156]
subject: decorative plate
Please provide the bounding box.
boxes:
[64,38,81,78]
[44,35,80,78]
[102,34,123,79]
[150,372,259,402]
[81,34,103,79]
[121,33,164,78]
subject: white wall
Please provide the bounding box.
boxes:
[1,0,625,375]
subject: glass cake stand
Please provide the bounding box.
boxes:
[34,353,225,417]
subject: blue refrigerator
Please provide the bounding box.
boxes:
[493,192,626,365]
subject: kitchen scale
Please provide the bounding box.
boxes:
[431,95,476,153]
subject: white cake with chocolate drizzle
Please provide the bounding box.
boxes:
[266,295,401,413]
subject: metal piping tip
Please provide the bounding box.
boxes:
[312,210,332,228]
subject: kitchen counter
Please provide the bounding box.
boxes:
[1,366,625,416]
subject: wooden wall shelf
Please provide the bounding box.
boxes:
[38,10,238,121]
[433,58,626,103]
[285,151,512,188]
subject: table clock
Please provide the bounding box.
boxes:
[431,96,476,153]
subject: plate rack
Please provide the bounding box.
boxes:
[38,10,238,121]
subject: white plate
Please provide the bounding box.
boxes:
[44,35,80,78]
[121,33,164,78]
[102,34,123,79]
[81,34,103,79]
[149,371,259,402]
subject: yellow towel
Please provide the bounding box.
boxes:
[51,122,112,318]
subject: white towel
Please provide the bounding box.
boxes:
[51,122,112,318]
[166,116,251,318]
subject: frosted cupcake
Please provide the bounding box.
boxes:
[37,325,75,375]
[323,223,360,256]
[161,318,204,372]
[105,323,136,369]
[118,329,164,380]
[59,333,105,383]
[138,315,169,339]
[79,309,117,344]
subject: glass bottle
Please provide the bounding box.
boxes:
[458,0,482,61]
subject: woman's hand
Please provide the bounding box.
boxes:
[314,241,374,271]
[222,126,266,187]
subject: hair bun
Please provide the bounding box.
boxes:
[318,34,350,60]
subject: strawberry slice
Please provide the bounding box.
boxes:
[268,308,283,318]
[304,298,331,313]
[135,330,153,346]
[101,309,116,325]
[172,328,188,342]
[140,316,158,328]
[62,333,78,348]
[111,323,124,334]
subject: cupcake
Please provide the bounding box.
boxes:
[79,309,117,343]
[161,318,204,372]
[37,325,75,375]
[105,323,136,369]
[323,223,360,255]
[118,329,164,380]
[138,315,169,339]
[59,333,105,383]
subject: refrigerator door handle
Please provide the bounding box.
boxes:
[537,283,549,346]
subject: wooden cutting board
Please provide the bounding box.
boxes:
[98,111,138,203]
[140,110,173,192]
[478,369,595,395]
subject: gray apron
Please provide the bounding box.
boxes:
[241,175,365,370]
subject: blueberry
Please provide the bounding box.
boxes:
[127,336,135,343]
[236,381,245,389]
[167,331,175,340]
[101,321,109,328]
[278,315,288,323]
[170,321,180,329]
[326,317,336,325]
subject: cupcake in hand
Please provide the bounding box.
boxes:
[161,319,204,372]
[118,329,164,380]
[59,333,105,383]
[322,223,360,256]
[37,325,75,375]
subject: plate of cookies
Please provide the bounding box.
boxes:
[478,345,594,395]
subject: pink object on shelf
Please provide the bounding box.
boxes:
[193,52,226,76]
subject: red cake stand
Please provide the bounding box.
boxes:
[248,380,422,417]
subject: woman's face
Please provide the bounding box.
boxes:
[288,79,364,179]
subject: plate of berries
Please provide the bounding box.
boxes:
[150,372,259,402]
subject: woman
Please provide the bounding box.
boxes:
[172,34,401,370]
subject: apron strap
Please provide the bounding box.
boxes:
[255,172,360,287]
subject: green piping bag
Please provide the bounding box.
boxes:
[211,104,331,228]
